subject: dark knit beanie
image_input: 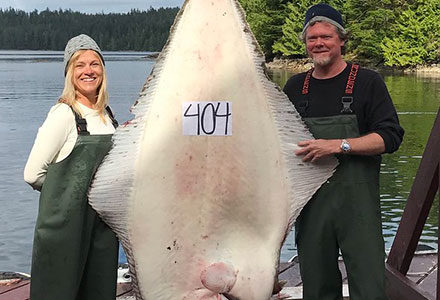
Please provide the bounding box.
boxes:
[302,3,346,38]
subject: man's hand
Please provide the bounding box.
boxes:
[295,139,341,162]
[295,133,386,162]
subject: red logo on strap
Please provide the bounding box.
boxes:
[345,64,359,95]
[302,69,313,95]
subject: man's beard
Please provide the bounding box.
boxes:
[311,54,332,67]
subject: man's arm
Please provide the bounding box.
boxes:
[295,132,385,163]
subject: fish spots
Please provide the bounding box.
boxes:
[223,12,227,16]
[201,235,209,240]
[166,240,181,251]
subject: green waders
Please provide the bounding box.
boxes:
[296,114,387,300]
[30,127,118,300]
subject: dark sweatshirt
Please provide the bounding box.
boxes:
[283,63,404,153]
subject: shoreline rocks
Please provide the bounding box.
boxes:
[265,57,440,77]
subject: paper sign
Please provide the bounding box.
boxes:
[183,101,232,136]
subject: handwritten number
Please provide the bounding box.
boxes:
[184,102,231,135]
[184,103,201,135]
[215,102,231,135]
[201,103,216,135]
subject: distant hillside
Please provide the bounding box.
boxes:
[0,7,179,51]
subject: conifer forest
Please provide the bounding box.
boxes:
[1,0,439,67]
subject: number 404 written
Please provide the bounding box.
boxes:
[182,101,232,136]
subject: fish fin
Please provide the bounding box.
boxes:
[87,4,191,300]
[231,0,338,228]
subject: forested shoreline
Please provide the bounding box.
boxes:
[1,0,440,68]
[0,7,179,52]
[239,0,440,67]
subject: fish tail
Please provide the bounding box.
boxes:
[200,262,237,294]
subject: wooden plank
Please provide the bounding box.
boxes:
[416,264,436,299]
[387,109,440,275]
[0,280,29,295]
[0,281,29,300]
[386,264,434,300]
[116,282,133,296]
[278,261,302,288]
[405,253,437,286]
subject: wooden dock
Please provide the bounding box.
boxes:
[1,251,437,300]
[0,276,134,300]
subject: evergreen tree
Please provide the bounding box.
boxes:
[381,0,440,66]
[238,0,288,59]
[344,0,406,62]
[0,7,179,51]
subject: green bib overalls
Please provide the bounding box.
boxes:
[30,107,119,300]
[295,67,387,300]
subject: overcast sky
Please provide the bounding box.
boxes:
[0,0,185,13]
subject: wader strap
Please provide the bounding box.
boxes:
[300,64,360,116]
[341,64,359,114]
[298,68,314,116]
[70,106,118,135]
[71,107,90,136]
[302,68,314,95]
[105,106,119,129]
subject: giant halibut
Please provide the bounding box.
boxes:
[89,0,337,299]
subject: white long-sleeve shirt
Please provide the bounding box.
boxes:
[24,102,116,191]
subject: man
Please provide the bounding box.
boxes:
[283,3,404,300]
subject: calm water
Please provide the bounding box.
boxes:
[0,51,439,272]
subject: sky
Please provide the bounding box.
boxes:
[0,0,185,13]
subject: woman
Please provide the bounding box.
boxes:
[24,34,119,300]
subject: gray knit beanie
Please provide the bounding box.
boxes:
[63,34,104,75]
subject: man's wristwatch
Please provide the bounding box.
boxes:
[340,139,351,153]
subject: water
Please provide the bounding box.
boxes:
[0,51,439,272]
[0,50,152,272]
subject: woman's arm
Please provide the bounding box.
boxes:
[24,104,75,191]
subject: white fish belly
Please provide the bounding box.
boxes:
[89,0,337,299]
[133,2,288,298]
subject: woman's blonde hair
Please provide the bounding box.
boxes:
[59,50,108,122]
